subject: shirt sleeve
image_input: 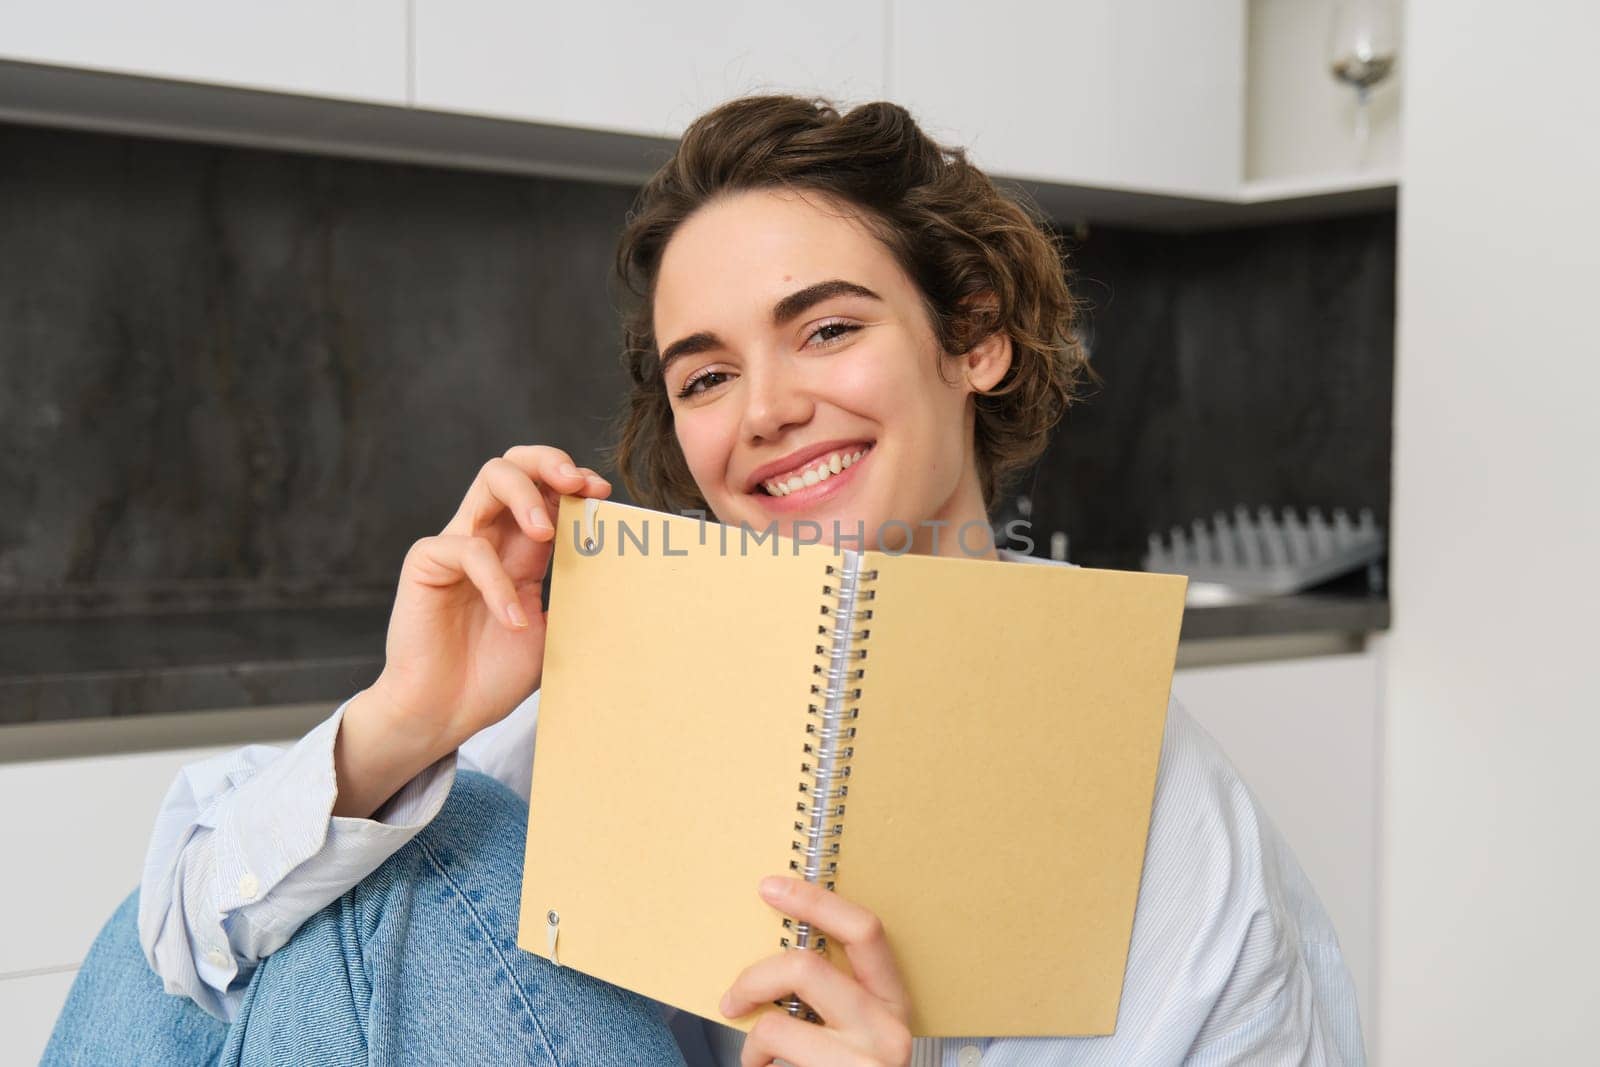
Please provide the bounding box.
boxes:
[137,689,541,1021]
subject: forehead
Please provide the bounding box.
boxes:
[653,188,902,335]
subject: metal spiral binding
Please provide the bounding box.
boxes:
[778,551,877,1023]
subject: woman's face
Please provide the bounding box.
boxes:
[652,187,1010,555]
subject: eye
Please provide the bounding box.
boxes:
[676,368,731,399]
[806,320,862,347]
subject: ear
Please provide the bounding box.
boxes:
[959,294,1012,394]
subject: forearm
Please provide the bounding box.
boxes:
[332,684,460,819]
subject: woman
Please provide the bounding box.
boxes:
[47,95,1364,1066]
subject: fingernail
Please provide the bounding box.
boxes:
[759,877,786,898]
[530,511,553,535]
[559,462,579,478]
[507,602,529,628]
[719,991,733,1015]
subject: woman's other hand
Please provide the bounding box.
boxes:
[721,877,914,1067]
[334,445,610,817]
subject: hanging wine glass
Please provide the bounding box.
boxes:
[1327,0,1398,166]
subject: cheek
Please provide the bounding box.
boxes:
[822,341,916,416]
[673,412,738,487]
[876,348,964,435]
[824,366,885,417]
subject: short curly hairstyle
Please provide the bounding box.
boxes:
[605,94,1095,514]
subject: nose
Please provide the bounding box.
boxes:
[739,353,813,445]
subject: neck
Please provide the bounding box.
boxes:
[905,461,997,562]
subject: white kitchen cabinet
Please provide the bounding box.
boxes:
[1245,0,1401,186]
[0,0,408,104]
[0,0,1385,224]
[0,969,78,1065]
[890,0,1245,196]
[412,0,888,138]
[1172,648,1380,1038]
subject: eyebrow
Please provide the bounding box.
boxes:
[658,278,883,375]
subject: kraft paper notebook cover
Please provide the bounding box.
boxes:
[516,496,1187,1038]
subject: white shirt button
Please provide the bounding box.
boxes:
[205,947,228,968]
[237,872,259,900]
[958,1046,981,1067]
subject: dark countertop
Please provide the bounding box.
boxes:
[1178,592,1388,641]
[0,606,389,725]
[0,591,1389,726]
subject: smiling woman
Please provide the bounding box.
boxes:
[46,95,1365,1067]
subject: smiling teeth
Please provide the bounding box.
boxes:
[763,448,870,496]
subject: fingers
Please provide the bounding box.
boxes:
[449,446,611,540]
[737,1011,879,1067]
[722,942,882,1034]
[503,444,614,516]
[754,877,911,1016]
[405,533,533,631]
[481,458,562,540]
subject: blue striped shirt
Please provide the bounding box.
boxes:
[138,553,1365,1065]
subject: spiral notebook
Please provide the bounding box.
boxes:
[516,496,1187,1038]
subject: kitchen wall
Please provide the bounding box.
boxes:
[1379,0,1600,1062]
[1,120,1395,605]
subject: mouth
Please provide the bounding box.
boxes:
[747,442,875,511]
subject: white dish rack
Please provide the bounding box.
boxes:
[1142,505,1385,599]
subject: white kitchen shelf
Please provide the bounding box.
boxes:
[1010,169,1396,231]
[1239,169,1401,202]
[0,59,1397,231]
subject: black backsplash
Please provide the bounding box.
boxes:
[0,122,1394,609]
[0,122,638,611]
[1023,214,1396,569]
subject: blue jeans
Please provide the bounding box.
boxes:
[43,770,691,1066]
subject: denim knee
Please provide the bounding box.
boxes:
[229,768,686,1066]
[417,768,530,877]
[342,768,529,946]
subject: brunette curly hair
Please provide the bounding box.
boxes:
[605,94,1096,514]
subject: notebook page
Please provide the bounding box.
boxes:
[834,552,1186,1037]
[516,497,836,1029]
